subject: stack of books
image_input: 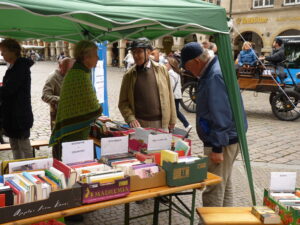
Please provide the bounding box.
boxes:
[251,206,281,224]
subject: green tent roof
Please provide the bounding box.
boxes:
[0,0,228,42]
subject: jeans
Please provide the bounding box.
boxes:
[175,99,189,128]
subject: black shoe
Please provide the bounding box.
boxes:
[65,214,84,222]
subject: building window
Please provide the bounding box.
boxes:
[216,0,221,5]
[209,0,213,3]
[284,0,300,5]
[253,0,274,8]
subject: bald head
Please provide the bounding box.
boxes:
[59,57,75,76]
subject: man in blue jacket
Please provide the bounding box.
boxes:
[181,42,247,207]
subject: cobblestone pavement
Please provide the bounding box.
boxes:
[0,62,299,225]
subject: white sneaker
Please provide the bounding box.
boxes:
[185,125,192,132]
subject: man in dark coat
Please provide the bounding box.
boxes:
[0,38,34,159]
[181,42,247,207]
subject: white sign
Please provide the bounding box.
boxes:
[62,140,94,164]
[147,133,172,151]
[270,172,297,192]
[94,60,105,103]
[101,136,129,156]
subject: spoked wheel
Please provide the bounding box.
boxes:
[179,81,198,113]
[271,90,300,121]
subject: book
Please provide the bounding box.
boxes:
[251,206,281,224]
[22,172,43,201]
[88,171,124,184]
[33,175,51,199]
[38,175,59,192]
[16,174,35,202]
[1,157,48,174]
[174,140,190,156]
[8,158,53,173]
[296,190,300,198]
[5,180,22,204]
[0,193,5,207]
[135,152,155,163]
[45,169,62,189]
[160,150,178,166]
[0,186,13,206]
[8,178,29,203]
[270,192,300,201]
[133,165,159,179]
[47,167,67,189]
[75,164,112,181]
[53,159,77,188]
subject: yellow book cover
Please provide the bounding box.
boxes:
[160,150,178,166]
[89,172,124,184]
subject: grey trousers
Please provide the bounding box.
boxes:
[202,143,240,207]
[9,138,33,159]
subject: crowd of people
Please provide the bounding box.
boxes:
[0,36,285,220]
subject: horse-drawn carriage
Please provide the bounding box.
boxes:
[180,35,300,121]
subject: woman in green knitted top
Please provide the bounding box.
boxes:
[50,40,102,160]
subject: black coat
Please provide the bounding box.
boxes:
[265,47,285,66]
[0,57,34,138]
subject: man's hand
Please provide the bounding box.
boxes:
[129,120,141,128]
[259,56,265,60]
[209,152,224,164]
[168,123,175,132]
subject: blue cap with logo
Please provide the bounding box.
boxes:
[180,42,203,69]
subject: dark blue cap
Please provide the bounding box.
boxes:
[180,42,203,69]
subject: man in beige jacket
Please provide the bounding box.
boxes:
[118,38,176,131]
[41,57,74,129]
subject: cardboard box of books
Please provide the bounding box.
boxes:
[81,176,130,204]
[130,166,166,192]
[0,183,82,224]
[264,188,300,225]
[162,155,208,187]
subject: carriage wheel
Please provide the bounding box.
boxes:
[179,81,198,113]
[271,90,300,121]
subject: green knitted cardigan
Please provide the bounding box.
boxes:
[49,62,102,146]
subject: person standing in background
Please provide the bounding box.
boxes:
[0,38,34,159]
[42,57,75,130]
[165,56,192,132]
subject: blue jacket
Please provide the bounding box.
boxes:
[196,57,248,153]
[238,49,257,66]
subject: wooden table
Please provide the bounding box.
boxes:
[2,173,221,225]
[197,207,283,225]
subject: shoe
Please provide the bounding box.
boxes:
[65,214,84,222]
[185,125,192,133]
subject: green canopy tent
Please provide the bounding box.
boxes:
[0,0,256,205]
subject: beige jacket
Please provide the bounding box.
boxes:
[41,70,64,129]
[118,60,177,129]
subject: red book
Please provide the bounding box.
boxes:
[135,152,155,163]
[69,162,100,169]
[53,159,73,178]
[5,180,21,204]
[0,194,5,207]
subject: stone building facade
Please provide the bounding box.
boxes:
[219,0,300,57]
